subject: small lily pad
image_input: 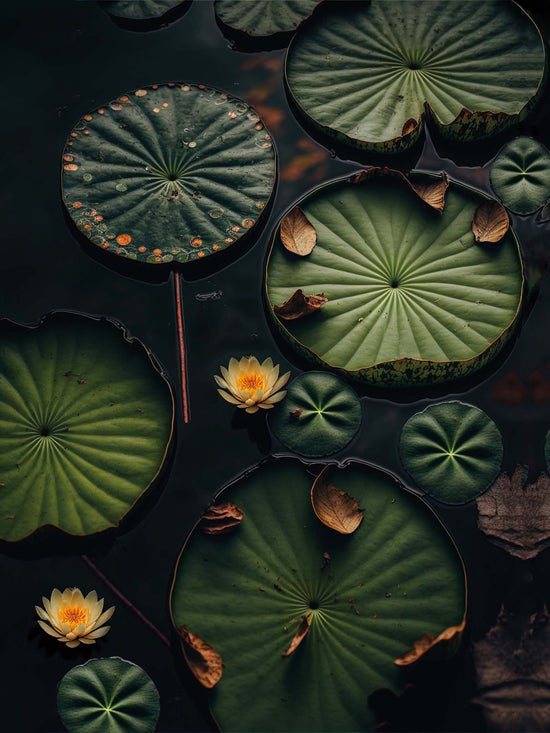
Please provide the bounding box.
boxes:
[57,657,160,733]
[0,312,174,541]
[490,137,550,215]
[215,0,320,37]
[99,0,188,20]
[269,371,361,457]
[400,401,503,505]
[62,83,276,265]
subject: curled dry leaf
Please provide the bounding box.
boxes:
[178,626,223,689]
[201,501,244,535]
[274,288,328,321]
[280,206,317,256]
[282,614,311,657]
[311,466,364,534]
[351,167,448,213]
[394,616,466,666]
[401,118,418,136]
[476,467,550,560]
[472,200,510,243]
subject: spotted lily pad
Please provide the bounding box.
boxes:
[285,0,545,153]
[0,312,174,542]
[490,137,550,215]
[215,0,320,37]
[57,657,160,733]
[269,371,361,457]
[62,83,276,264]
[170,458,466,732]
[99,0,188,20]
[400,401,503,505]
[265,170,523,387]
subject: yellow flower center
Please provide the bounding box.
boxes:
[59,606,88,629]
[237,372,267,397]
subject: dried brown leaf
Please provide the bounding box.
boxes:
[476,467,550,559]
[409,177,449,214]
[178,626,223,689]
[274,288,328,321]
[401,117,418,136]
[282,614,311,657]
[395,617,466,666]
[311,467,364,534]
[200,501,243,535]
[472,200,510,243]
[280,206,317,256]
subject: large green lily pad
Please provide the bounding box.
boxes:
[170,458,466,731]
[490,137,550,215]
[62,83,276,264]
[265,170,524,387]
[0,313,174,542]
[99,0,188,21]
[400,401,503,505]
[215,0,320,37]
[57,657,160,733]
[285,0,545,153]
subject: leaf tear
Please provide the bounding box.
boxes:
[472,200,509,243]
[274,288,328,321]
[282,614,311,657]
[394,617,465,666]
[200,501,243,535]
[178,626,223,688]
[280,206,317,256]
[311,467,364,534]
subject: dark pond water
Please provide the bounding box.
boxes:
[2,0,550,731]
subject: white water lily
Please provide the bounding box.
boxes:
[214,356,290,414]
[36,588,115,648]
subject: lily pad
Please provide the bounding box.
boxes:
[0,312,174,542]
[99,0,188,21]
[400,401,503,505]
[490,137,550,215]
[215,0,320,37]
[57,657,160,733]
[269,371,361,457]
[265,170,524,387]
[170,458,466,732]
[285,0,545,153]
[62,83,276,265]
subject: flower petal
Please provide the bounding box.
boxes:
[38,620,60,638]
[273,371,291,392]
[261,357,274,372]
[50,588,62,616]
[71,588,85,607]
[214,374,228,390]
[245,406,259,414]
[94,606,115,627]
[42,596,52,616]
[84,590,98,606]
[85,625,110,639]
[217,389,242,406]
[220,365,232,384]
[65,639,80,648]
[87,598,104,626]
[35,606,49,622]
[263,389,287,405]
[79,637,97,645]
[258,402,275,410]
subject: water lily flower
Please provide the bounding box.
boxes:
[36,588,115,648]
[214,356,290,414]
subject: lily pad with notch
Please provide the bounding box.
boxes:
[490,137,550,215]
[170,457,466,732]
[0,312,174,542]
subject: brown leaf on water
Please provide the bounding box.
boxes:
[476,467,550,560]
[409,176,449,214]
[178,626,223,689]
[280,207,317,256]
[472,200,509,243]
[395,617,465,666]
[200,501,243,535]
[274,289,327,321]
[311,466,364,534]
[282,614,311,657]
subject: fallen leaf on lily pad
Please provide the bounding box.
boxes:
[476,467,550,560]
[280,206,317,256]
[395,616,466,666]
[282,614,311,657]
[201,502,243,535]
[178,626,223,689]
[472,200,510,243]
[311,466,364,534]
[409,176,449,214]
[274,288,327,321]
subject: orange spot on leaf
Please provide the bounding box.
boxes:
[116,233,132,246]
[64,163,79,171]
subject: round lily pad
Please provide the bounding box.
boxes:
[285,0,545,153]
[170,458,466,732]
[490,137,550,215]
[265,170,524,387]
[0,312,174,542]
[57,657,160,733]
[99,0,187,21]
[400,401,503,505]
[269,371,361,457]
[62,83,276,265]
[215,0,320,37]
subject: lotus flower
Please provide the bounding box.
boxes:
[214,356,290,414]
[36,588,115,648]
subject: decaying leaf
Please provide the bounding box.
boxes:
[476,467,550,559]
[311,466,364,534]
[200,501,243,535]
[178,626,223,689]
[472,200,510,243]
[282,614,311,657]
[280,206,317,256]
[274,288,328,321]
[401,117,418,136]
[473,606,550,731]
[409,176,449,214]
[394,616,465,666]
